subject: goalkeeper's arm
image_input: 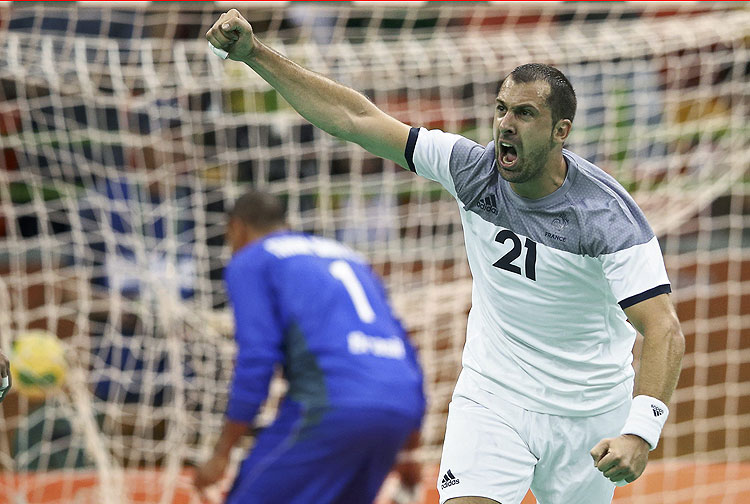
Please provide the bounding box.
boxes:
[193,418,251,497]
[206,9,411,169]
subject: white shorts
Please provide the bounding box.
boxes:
[438,372,630,504]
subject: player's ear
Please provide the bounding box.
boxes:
[226,218,248,254]
[553,118,572,145]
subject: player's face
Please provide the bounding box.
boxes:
[493,79,557,184]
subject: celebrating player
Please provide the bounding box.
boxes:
[207,9,684,504]
[192,190,425,503]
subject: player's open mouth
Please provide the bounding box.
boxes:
[499,142,518,169]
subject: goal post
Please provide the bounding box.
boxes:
[0,3,748,503]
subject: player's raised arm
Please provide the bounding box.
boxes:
[206,9,412,169]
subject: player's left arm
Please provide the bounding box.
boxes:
[193,419,251,498]
[625,293,685,415]
[591,293,685,484]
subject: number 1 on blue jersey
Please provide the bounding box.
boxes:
[329,260,377,323]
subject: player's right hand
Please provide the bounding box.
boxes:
[0,348,11,403]
[206,9,256,62]
[193,452,230,501]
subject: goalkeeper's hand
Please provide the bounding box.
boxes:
[0,348,11,403]
[206,9,257,62]
[193,452,230,502]
[388,430,422,503]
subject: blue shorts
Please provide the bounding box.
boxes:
[226,402,421,504]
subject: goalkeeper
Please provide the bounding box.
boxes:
[207,9,684,504]
[193,190,425,503]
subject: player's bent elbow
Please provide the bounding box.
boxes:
[324,108,373,144]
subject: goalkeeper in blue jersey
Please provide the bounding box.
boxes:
[193,190,425,504]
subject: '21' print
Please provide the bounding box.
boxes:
[492,230,537,281]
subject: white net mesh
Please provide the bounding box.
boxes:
[0,3,748,503]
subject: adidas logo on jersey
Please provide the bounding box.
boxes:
[477,195,498,214]
[651,404,665,417]
[440,469,460,489]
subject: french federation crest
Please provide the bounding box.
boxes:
[552,216,569,232]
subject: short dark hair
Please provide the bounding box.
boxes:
[228,189,287,231]
[499,63,577,125]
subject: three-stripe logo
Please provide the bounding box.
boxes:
[440,469,460,489]
[477,195,498,214]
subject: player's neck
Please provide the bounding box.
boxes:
[510,154,568,200]
[231,225,289,254]
[249,225,289,243]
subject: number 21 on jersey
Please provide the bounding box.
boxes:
[493,229,537,281]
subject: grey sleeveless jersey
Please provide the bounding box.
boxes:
[406,127,670,416]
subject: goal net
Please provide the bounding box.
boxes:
[0,3,748,503]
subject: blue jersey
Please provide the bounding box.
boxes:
[224,231,425,423]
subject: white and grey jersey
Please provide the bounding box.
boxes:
[405,127,671,416]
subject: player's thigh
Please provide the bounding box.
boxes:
[531,401,630,504]
[227,405,417,504]
[228,451,356,504]
[333,408,419,504]
[225,406,309,503]
[438,394,535,504]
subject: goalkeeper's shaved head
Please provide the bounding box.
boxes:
[228,189,287,232]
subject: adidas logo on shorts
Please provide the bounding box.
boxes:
[651,404,664,417]
[440,469,460,489]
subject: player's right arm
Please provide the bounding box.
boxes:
[206,9,412,169]
[193,419,249,498]
[194,251,282,496]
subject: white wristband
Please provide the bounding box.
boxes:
[620,395,669,450]
[208,41,229,60]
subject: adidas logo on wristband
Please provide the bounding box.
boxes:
[621,396,670,451]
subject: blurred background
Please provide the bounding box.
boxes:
[0,2,748,503]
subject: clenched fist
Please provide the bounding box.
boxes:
[206,9,257,62]
[590,434,650,485]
